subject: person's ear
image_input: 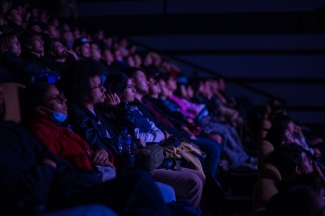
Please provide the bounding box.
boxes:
[295,166,301,174]
[35,106,46,115]
[75,47,80,55]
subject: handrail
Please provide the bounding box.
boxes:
[127,37,286,101]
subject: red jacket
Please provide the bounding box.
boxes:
[29,117,94,170]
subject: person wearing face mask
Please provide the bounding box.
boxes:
[26,82,116,181]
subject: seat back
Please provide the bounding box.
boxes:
[260,162,281,182]
[253,179,278,210]
[0,82,25,123]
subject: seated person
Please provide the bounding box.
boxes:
[268,144,324,181]
[0,33,58,84]
[123,67,222,178]
[25,82,116,181]
[0,85,171,216]
[61,60,205,210]
[266,187,325,216]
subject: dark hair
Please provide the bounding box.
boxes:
[0,33,17,55]
[44,39,59,57]
[19,30,42,48]
[123,67,146,79]
[21,82,51,127]
[60,59,103,104]
[104,72,129,98]
[156,73,172,83]
[4,5,19,21]
[268,143,306,180]
[265,114,294,147]
[266,187,321,216]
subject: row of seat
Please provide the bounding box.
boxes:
[251,118,279,214]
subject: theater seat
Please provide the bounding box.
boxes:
[260,162,281,182]
[253,179,278,210]
[0,82,25,123]
[258,140,274,159]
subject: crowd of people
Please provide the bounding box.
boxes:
[0,1,324,216]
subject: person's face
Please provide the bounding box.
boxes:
[133,71,148,95]
[166,77,177,91]
[282,129,296,144]
[39,85,67,115]
[126,56,135,67]
[298,152,313,174]
[180,85,188,98]
[97,31,104,40]
[102,49,114,63]
[114,49,122,61]
[29,35,44,53]
[90,43,101,61]
[312,191,325,215]
[9,9,22,23]
[0,3,9,14]
[187,85,194,98]
[48,25,59,39]
[134,54,142,66]
[53,41,67,59]
[144,54,152,65]
[31,24,42,33]
[121,79,136,103]
[148,78,161,95]
[159,79,170,98]
[31,8,38,17]
[286,121,295,134]
[7,36,21,56]
[88,76,106,105]
[0,87,4,117]
[79,43,90,58]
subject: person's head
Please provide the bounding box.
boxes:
[0,33,21,56]
[113,48,123,61]
[20,30,44,55]
[148,76,161,96]
[102,49,114,64]
[269,143,313,180]
[24,82,67,122]
[126,55,135,67]
[0,2,9,15]
[45,39,67,60]
[104,72,136,103]
[0,86,4,119]
[157,73,177,92]
[174,76,188,98]
[158,79,171,98]
[124,67,148,96]
[61,60,105,106]
[133,54,142,67]
[90,42,101,61]
[266,187,325,216]
[47,24,59,39]
[4,6,22,25]
[266,121,295,148]
[95,30,105,41]
[73,37,90,59]
[143,52,153,66]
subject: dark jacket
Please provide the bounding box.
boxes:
[67,103,140,154]
[142,96,188,128]
[130,98,191,140]
[0,120,101,210]
[1,52,57,84]
[23,53,60,75]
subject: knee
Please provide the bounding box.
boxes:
[207,133,223,144]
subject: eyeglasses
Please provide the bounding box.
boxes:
[91,84,104,91]
[43,92,65,104]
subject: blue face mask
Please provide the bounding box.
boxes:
[51,111,67,123]
[41,107,67,123]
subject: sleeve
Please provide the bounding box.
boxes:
[29,123,60,156]
[134,119,165,143]
[67,107,119,154]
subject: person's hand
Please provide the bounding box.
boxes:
[139,138,146,147]
[164,131,170,139]
[186,118,194,124]
[65,49,79,60]
[314,148,322,158]
[43,158,57,169]
[105,93,121,108]
[92,149,109,165]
